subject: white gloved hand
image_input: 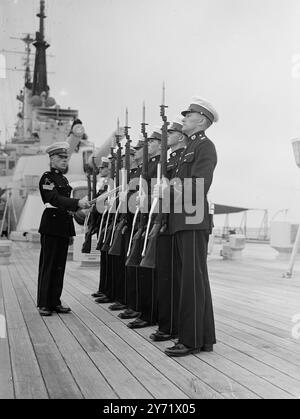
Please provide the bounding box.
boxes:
[78,196,91,209]
[118,191,128,203]
[136,191,147,210]
[153,177,169,199]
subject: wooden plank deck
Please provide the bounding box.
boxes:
[0,241,300,399]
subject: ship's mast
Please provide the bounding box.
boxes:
[22,34,34,88]
[32,0,49,97]
[22,35,34,140]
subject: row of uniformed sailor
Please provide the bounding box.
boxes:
[90,97,218,356]
[37,97,218,357]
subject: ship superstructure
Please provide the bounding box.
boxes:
[1,1,85,165]
[0,0,95,233]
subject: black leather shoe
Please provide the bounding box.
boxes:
[95,296,112,304]
[150,330,174,342]
[39,307,52,316]
[201,344,214,352]
[91,292,104,298]
[127,318,150,329]
[109,302,127,311]
[165,343,200,357]
[52,305,71,314]
[118,310,140,319]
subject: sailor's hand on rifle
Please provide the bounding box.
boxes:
[153,177,169,199]
[136,191,147,210]
[108,195,116,207]
[119,191,128,203]
[78,196,91,209]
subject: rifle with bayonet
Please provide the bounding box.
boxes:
[96,135,117,250]
[125,103,149,267]
[140,84,169,268]
[92,157,99,199]
[82,155,101,253]
[109,112,131,256]
[101,127,122,252]
[82,179,102,254]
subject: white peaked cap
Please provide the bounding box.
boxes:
[181,97,219,123]
[46,141,70,157]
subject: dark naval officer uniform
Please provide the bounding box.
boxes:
[166,99,218,357]
[37,143,79,314]
[153,132,186,340]
[127,136,161,329]
[119,141,144,319]
[108,147,137,311]
[134,152,161,326]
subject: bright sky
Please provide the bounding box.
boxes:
[1,0,300,226]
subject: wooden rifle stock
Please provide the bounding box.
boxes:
[125,175,147,266]
[126,206,139,257]
[140,97,168,267]
[139,223,160,269]
[139,213,167,268]
[101,223,113,252]
[141,162,161,258]
[108,217,127,256]
[96,208,108,250]
[125,220,146,267]
[126,175,142,257]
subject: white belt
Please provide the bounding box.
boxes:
[45,203,58,209]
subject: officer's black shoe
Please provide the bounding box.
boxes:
[95,296,112,304]
[109,302,127,311]
[127,318,149,329]
[165,343,200,357]
[39,307,52,317]
[53,305,71,314]
[201,344,214,352]
[91,292,104,298]
[150,330,174,342]
[118,309,140,319]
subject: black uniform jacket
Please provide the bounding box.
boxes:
[128,164,142,191]
[127,156,160,214]
[168,131,217,234]
[167,148,185,180]
[148,155,160,180]
[38,168,80,238]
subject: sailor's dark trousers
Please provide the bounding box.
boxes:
[156,233,179,337]
[37,234,69,308]
[173,230,216,349]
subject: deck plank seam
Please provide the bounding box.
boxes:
[0,267,16,399]
[11,261,85,399]
[16,246,291,398]
[14,254,156,399]
[7,263,52,399]
[216,327,300,378]
[13,255,116,399]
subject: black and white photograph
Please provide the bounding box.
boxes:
[0,0,300,403]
